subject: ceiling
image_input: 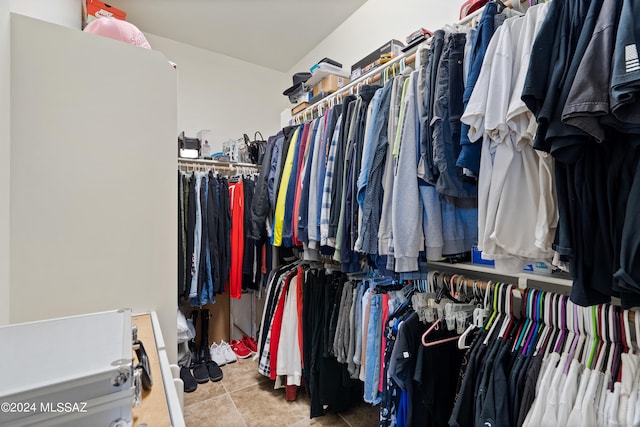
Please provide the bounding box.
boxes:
[104,0,368,72]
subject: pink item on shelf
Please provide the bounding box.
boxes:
[84,17,151,49]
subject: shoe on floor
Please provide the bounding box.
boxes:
[192,362,209,384]
[180,366,197,393]
[205,360,223,382]
[230,339,253,359]
[242,335,258,353]
[219,340,238,364]
[209,343,227,366]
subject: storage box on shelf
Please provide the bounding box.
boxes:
[84,0,127,28]
[350,39,405,80]
[312,75,349,97]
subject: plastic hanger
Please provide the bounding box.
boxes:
[543,293,558,355]
[593,305,607,372]
[495,284,514,340]
[527,290,546,356]
[633,309,640,351]
[458,321,477,350]
[611,306,623,384]
[514,288,533,352]
[562,300,578,373]
[581,305,593,366]
[522,290,540,355]
[622,309,631,354]
[538,291,555,355]
[552,295,568,354]
[586,305,599,369]
[421,318,460,347]
[604,306,616,384]
[483,283,504,345]
[498,285,514,339]
[484,282,501,331]
[510,288,529,353]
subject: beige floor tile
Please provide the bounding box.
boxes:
[286,413,349,426]
[221,358,269,393]
[183,378,226,408]
[184,393,246,427]
[338,401,379,427]
[231,382,312,427]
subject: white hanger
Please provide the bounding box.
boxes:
[533,291,549,355]
[634,309,640,354]
[623,309,632,354]
[498,285,514,339]
[574,304,586,361]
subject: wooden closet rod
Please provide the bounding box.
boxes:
[178,158,260,169]
[434,271,638,322]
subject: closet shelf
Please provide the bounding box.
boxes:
[427,261,574,289]
[291,5,488,122]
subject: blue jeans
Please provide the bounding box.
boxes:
[189,173,203,298]
[199,175,215,306]
[420,30,446,185]
[364,294,382,404]
[457,2,497,174]
[432,32,476,199]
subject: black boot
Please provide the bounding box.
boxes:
[200,309,223,381]
[190,310,209,384]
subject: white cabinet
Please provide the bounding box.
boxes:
[0,310,135,427]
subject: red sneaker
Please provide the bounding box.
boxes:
[242,335,258,353]
[230,339,252,359]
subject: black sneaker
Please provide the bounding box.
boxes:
[180,366,198,392]
[192,363,209,384]
[206,360,223,382]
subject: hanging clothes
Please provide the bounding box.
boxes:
[178,167,262,305]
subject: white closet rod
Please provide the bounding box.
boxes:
[177,158,260,169]
[291,5,488,121]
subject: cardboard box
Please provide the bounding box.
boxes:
[313,75,349,97]
[291,102,310,115]
[351,39,405,77]
[84,0,126,28]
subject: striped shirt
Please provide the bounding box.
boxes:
[320,115,342,247]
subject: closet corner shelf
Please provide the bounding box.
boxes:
[427,261,574,289]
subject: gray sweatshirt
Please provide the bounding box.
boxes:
[392,71,424,272]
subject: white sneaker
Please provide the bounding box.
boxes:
[219,340,238,364]
[209,343,227,366]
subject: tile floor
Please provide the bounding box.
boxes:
[183,358,380,427]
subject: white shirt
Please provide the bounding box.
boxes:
[461,4,557,272]
[523,352,560,427]
[540,352,569,426]
[558,358,583,425]
[568,367,592,427]
[276,275,301,386]
[583,369,604,427]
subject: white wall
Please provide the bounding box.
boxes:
[0,0,10,326]
[287,0,461,75]
[10,0,81,29]
[145,33,290,151]
[10,14,178,361]
[1,0,83,330]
